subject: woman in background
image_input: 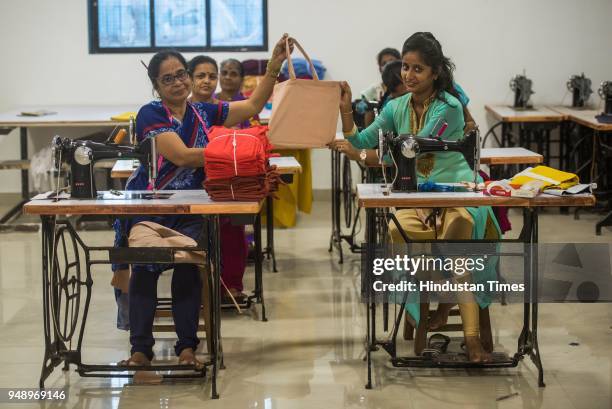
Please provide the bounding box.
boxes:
[215,58,260,129]
[189,55,218,104]
[379,60,408,108]
[361,47,401,102]
[188,55,250,304]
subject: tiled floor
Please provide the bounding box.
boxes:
[0,196,610,408]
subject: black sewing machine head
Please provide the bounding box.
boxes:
[566,73,593,108]
[382,130,480,192]
[509,73,534,109]
[595,81,612,124]
[52,136,157,199]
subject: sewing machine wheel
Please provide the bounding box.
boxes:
[342,155,355,229]
[50,225,84,343]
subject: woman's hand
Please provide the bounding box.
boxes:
[328,139,359,161]
[224,33,293,127]
[269,33,295,71]
[339,81,353,113]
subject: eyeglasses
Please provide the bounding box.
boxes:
[158,70,189,86]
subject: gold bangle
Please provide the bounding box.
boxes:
[266,60,281,78]
[341,110,353,116]
[343,124,358,138]
[266,69,280,78]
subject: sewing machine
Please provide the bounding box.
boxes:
[595,81,612,124]
[509,73,534,109]
[566,73,593,108]
[381,130,480,193]
[52,128,158,199]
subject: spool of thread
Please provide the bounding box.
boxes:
[113,129,128,144]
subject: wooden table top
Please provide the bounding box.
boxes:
[23,190,262,216]
[258,106,272,125]
[367,147,543,168]
[485,105,565,123]
[480,147,543,165]
[110,156,302,179]
[357,183,595,209]
[548,106,612,131]
[269,156,302,174]
[0,105,139,128]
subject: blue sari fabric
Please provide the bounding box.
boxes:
[112,99,228,329]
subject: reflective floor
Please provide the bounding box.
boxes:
[0,196,611,408]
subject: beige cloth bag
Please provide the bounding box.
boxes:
[110,221,205,293]
[268,38,340,149]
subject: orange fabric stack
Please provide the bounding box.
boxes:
[203,126,281,201]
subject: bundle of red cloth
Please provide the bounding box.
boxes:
[203,125,281,201]
[204,166,282,201]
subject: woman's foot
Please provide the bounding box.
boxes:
[428,303,455,330]
[118,351,150,367]
[465,336,492,363]
[222,288,247,304]
[118,352,162,384]
[178,348,204,370]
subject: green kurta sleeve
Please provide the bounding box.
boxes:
[345,100,397,149]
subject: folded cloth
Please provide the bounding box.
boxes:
[281,57,326,79]
[204,166,282,201]
[204,125,277,180]
[511,166,579,190]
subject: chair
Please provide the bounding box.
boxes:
[153,265,213,354]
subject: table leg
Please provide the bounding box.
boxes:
[20,127,29,199]
[39,217,92,387]
[517,209,531,354]
[210,215,221,399]
[40,216,60,387]
[254,213,266,321]
[365,206,375,389]
[265,195,278,272]
[516,208,545,387]
[529,209,545,387]
[329,150,344,263]
[559,121,566,171]
[0,127,29,224]
[596,211,612,235]
[501,122,509,147]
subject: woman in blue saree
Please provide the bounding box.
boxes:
[114,34,294,368]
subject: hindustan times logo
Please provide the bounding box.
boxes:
[372,255,488,277]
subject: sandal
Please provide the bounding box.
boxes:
[117,352,151,367]
[117,352,162,384]
[421,333,451,359]
[178,348,204,370]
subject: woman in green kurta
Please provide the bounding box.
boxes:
[330,32,500,362]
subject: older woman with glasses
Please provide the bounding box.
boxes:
[113,34,294,370]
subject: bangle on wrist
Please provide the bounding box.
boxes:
[266,60,281,78]
[341,110,353,116]
[343,124,358,138]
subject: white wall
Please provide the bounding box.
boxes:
[1,0,611,193]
